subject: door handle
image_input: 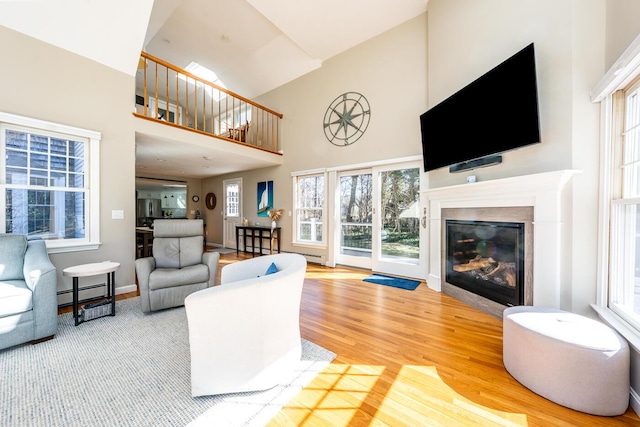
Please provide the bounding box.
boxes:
[421,215,427,228]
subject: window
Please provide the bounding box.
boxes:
[226,183,240,217]
[607,78,640,329]
[0,112,101,252]
[292,171,326,246]
[592,34,640,344]
[148,97,183,125]
[215,109,252,137]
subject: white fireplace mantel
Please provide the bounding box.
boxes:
[422,170,581,309]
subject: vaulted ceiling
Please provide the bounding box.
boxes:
[0,0,427,97]
[0,0,429,178]
[144,0,428,98]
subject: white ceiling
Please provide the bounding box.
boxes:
[0,0,154,77]
[0,0,428,178]
[144,0,428,98]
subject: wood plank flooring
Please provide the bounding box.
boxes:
[265,259,640,426]
[61,252,640,426]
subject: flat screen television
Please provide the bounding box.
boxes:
[420,43,541,172]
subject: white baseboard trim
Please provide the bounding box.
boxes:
[115,284,137,295]
[630,387,640,418]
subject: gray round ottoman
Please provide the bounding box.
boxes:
[502,306,630,416]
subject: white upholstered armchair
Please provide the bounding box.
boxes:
[184,253,307,397]
[135,219,219,313]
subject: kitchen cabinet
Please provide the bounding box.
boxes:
[161,192,187,209]
[161,194,171,208]
[138,191,161,199]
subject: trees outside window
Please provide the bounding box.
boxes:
[0,112,100,252]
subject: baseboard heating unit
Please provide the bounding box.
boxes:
[278,251,326,265]
[299,253,326,265]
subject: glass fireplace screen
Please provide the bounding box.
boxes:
[445,219,524,306]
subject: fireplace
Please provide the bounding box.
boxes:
[445,219,524,307]
[424,170,579,318]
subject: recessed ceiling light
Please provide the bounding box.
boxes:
[156,158,166,162]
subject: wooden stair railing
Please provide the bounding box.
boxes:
[133,52,283,154]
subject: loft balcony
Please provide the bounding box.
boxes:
[133,52,284,178]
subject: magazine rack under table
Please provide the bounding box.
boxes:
[63,261,120,326]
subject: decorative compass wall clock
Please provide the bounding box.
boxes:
[323,92,371,146]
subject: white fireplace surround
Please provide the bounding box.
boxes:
[423,170,581,309]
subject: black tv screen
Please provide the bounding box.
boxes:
[420,43,541,172]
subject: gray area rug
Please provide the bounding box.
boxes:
[0,297,335,427]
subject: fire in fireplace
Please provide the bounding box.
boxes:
[445,219,524,307]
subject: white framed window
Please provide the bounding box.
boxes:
[0,112,101,253]
[592,34,640,343]
[608,78,640,329]
[225,182,240,218]
[292,169,326,246]
[215,108,252,136]
[148,97,183,125]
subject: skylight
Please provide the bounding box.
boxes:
[181,61,227,101]
[184,62,226,88]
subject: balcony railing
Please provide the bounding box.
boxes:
[341,223,372,251]
[133,52,283,153]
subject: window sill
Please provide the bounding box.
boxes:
[46,242,101,254]
[591,304,640,352]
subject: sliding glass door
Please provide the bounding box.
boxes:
[335,160,426,279]
[372,164,424,278]
[337,170,373,269]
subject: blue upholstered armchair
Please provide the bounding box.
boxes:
[0,233,58,351]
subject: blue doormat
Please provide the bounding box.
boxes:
[363,274,421,290]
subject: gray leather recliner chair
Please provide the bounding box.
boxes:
[135,219,219,313]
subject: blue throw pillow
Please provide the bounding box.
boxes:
[265,262,279,276]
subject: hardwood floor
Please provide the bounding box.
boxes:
[266,259,640,426]
[61,253,640,426]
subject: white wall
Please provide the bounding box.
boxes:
[209,1,608,314]
[428,0,582,187]
[204,13,428,258]
[605,0,640,68]
[0,25,137,303]
[428,0,607,314]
